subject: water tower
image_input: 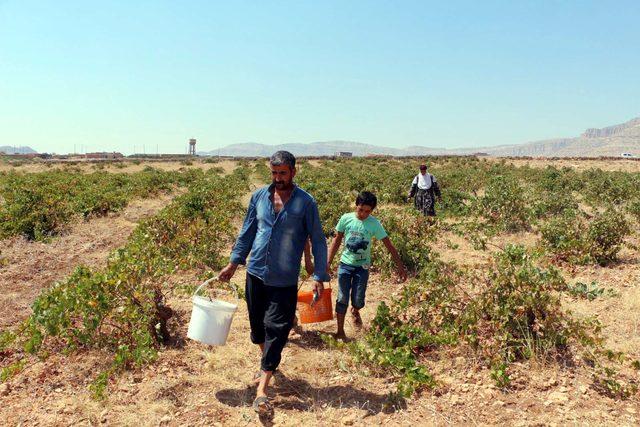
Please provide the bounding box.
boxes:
[188,138,196,156]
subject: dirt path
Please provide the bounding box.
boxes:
[0,193,176,328]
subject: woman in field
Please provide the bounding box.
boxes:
[407,164,442,216]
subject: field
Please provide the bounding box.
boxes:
[0,157,639,426]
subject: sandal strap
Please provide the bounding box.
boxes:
[253,396,273,413]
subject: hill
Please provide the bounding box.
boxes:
[0,146,37,155]
[477,116,640,157]
[199,116,640,157]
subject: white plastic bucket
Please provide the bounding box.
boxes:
[187,279,238,346]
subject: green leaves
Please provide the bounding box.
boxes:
[0,168,191,241]
[539,207,631,266]
[567,281,618,300]
[480,175,532,232]
[586,209,631,265]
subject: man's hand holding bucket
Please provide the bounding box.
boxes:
[218,263,238,282]
[311,280,324,305]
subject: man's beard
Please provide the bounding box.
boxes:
[274,180,293,190]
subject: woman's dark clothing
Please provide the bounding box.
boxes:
[408,173,441,216]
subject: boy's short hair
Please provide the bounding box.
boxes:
[356,191,377,210]
[269,150,296,170]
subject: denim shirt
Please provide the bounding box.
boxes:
[230,184,330,287]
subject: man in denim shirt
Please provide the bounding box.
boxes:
[218,151,329,414]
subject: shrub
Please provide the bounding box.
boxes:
[539,208,631,266]
[371,209,437,275]
[532,190,579,218]
[460,245,573,369]
[439,188,473,217]
[627,199,640,223]
[539,210,587,263]
[480,175,532,232]
[0,169,188,240]
[581,169,638,207]
[585,209,631,266]
[0,181,75,240]
[253,161,271,184]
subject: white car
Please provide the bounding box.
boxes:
[621,153,635,158]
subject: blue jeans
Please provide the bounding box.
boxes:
[336,263,370,315]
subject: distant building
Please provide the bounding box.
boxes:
[9,153,47,159]
[85,152,124,160]
[473,152,490,157]
[336,151,353,158]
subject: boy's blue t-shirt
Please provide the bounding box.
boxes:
[336,212,387,267]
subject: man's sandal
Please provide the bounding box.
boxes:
[253,396,273,415]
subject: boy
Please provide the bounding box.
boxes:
[327,191,407,340]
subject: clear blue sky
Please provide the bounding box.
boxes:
[1,1,639,154]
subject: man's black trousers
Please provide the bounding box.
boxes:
[245,273,297,372]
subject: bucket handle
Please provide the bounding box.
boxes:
[194,277,239,301]
[297,275,332,292]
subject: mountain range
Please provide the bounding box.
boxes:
[4,116,640,158]
[199,116,640,157]
[0,146,37,155]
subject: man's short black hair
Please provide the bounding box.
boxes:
[356,191,377,210]
[270,150,296,169]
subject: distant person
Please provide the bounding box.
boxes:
[407,164,442,216]
[327,191,407,341]
[218,151,329,416]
